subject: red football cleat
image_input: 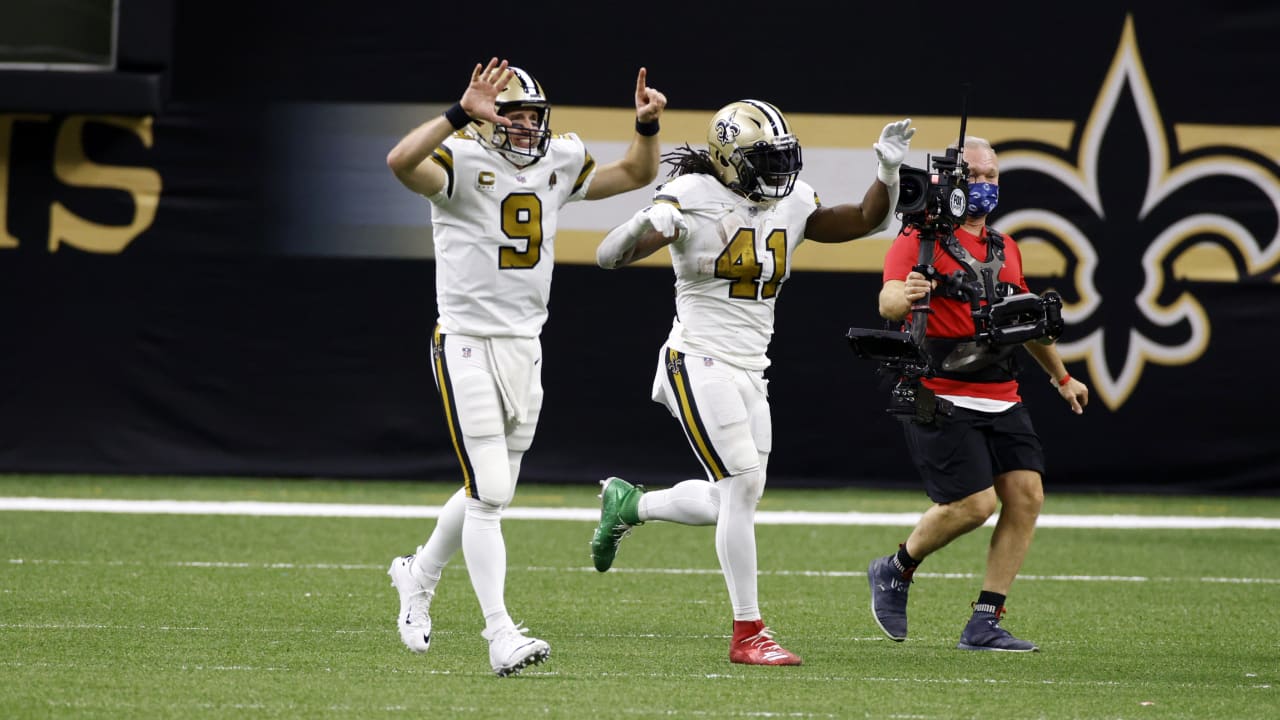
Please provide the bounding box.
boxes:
[729,620,803,665]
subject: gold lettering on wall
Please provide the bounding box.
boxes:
[49,115,162,253]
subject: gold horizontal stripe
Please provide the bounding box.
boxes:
[387,105,1273,156]
[1177,124,1280,160]
[558,107,1280,158]
[555,107,1078,148]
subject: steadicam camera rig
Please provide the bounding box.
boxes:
[845,92,1064,423]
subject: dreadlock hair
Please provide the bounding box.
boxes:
[661,144,716,179]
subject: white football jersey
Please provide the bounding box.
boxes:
[426,131,596,337]
[656,173,819,371]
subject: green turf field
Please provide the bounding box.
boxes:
[2,475,1277,718]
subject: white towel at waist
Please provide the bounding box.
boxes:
[485,336,541,425]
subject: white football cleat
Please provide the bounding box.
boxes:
[482,623,549,677]
[387,555,432,653]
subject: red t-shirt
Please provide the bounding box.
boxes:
[882,225,1031,402]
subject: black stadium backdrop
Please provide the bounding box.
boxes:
[1,1,1278,494]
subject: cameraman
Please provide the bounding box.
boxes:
[866,137,1088,652]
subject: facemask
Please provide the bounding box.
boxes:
[967,182,999,217]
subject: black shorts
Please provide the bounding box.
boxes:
[901,403,1045,504]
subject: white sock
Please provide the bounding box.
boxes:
[715,471,763,621]
[411,487,467,594]
[637,479,719,525]
[462,498,511,629]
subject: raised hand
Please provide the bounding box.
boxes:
[460,57,514,127]
[634,67,667,122]
[874,118,916,173]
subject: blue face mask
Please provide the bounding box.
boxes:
[967,182,999,217]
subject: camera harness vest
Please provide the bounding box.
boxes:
[922,228,1024,382]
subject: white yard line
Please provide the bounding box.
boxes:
[1,496,1279,529]
[9,558,1278,584]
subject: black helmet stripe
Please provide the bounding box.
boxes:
[741,99,788,136]
[508,67,543,99]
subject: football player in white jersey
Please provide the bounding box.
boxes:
[384,58,666,676]
[590,99,915,665]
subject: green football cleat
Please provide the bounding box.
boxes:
[590,477,644,572]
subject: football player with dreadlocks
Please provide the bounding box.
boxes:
[590,100,914,665]
[385,57,666,676]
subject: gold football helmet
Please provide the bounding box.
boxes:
[707,100,803,200]
[472,66,552,166]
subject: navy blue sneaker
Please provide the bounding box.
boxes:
[867,555,911,641]
[957,608,1039,652]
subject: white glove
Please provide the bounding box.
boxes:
[597,202,687,268]
[874,118,915,185]
[643,202,688,240]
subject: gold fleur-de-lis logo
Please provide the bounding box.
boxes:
[994,15,1280,410]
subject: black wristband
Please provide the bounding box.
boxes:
[444,103,472,131]
[635,118,660,137]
